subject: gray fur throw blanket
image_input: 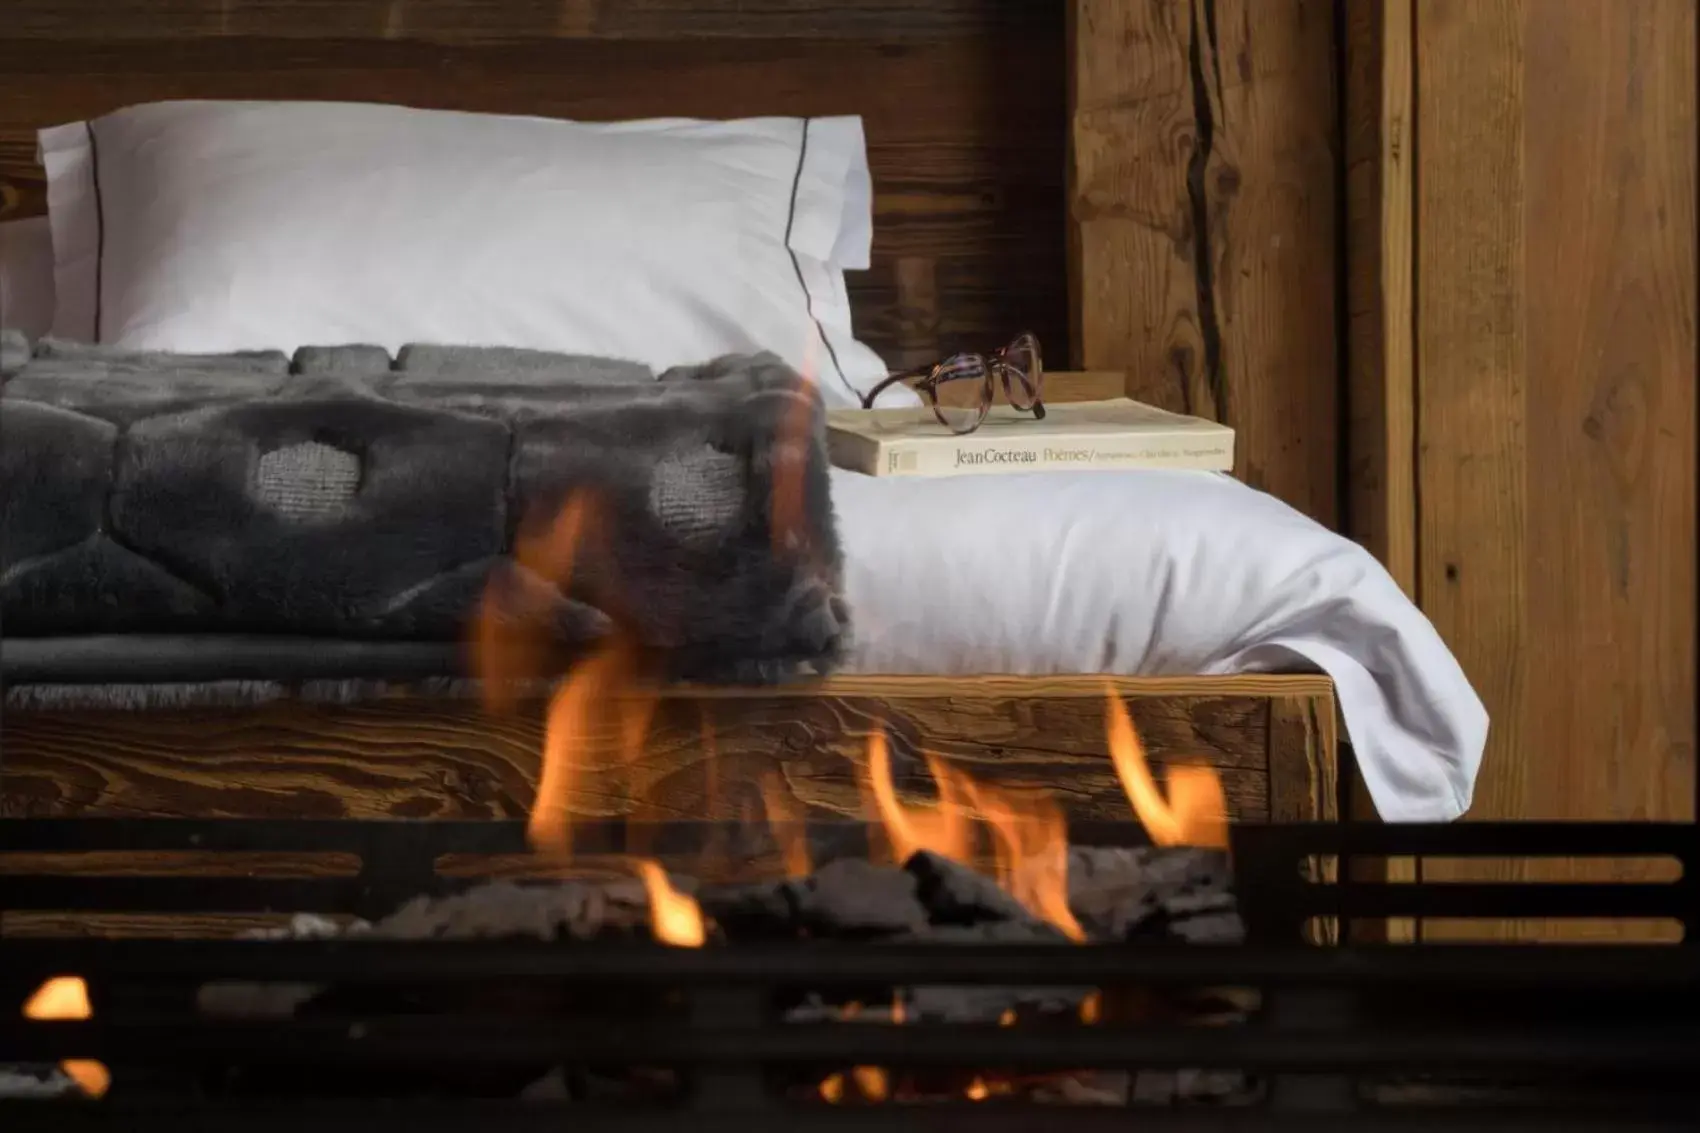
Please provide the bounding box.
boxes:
[0,332,848,686]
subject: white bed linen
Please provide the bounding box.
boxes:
[39,101,893,406]
[831,467,1487,824]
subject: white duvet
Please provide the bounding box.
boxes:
[831,468,1487,824]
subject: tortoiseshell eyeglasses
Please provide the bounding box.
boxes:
[860,332,1045,435]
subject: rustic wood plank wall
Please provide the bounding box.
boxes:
[1349,0,1697,940]
[0,0,1068,372]
[1068,0,1341,526]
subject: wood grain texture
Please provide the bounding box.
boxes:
[2,674,1338,936]
[1,676,1338,828]
[1068,0,1339,525]
[1416,0,1696,941]
[0,12,1067,371]
[1343,0,1416,595]
[1,0,1057,41]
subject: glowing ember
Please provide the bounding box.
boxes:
[965,1076,991,1101]
[1105,686,1229,849]
[851,1065,889,1102]
[633,860,705,947]
[819,1072,845,1103]
[1079,990,1103,1025]
[21,976,110,1099]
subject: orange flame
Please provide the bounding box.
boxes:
[472,491,604,716]
[472,484,704,943]
[964,777,1087,942]
[634,860,706,947]
[526,641,653,860]
[1105,687,1229,849]
[22,976,110,1099]
[759,770,812,878]
[862,734,1083,941]
[863,731,973,866]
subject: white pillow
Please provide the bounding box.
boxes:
[831,468,1488,823]
[39,100,894,407]
[0,216,55,339]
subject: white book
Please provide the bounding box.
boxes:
[825,398,1235,478]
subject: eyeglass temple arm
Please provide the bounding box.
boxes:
[860,366,931,409]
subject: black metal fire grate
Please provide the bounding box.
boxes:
[1,814,1697,1131]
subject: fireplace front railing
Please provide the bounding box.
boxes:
[1,815,1696,1131]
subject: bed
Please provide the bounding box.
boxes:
[0,3,1486,920]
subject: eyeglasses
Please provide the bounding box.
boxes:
[860,332,1044,435]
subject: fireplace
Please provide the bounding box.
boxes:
[3,480,1696,1128]
[2,803,1696,1130]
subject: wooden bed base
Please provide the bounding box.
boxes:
[0,672,1339,937]
[0,674,1338,827]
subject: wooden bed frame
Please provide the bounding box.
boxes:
[0,2,1350,905]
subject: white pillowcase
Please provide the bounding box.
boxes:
[0,216,55,339]
[831,468,1488,823]
[39,100,894,407]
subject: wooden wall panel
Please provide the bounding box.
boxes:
[0,1,1067,371]
[1342,0,1416,595]
[1413,0,1696,940]
[1068,0,1339,525]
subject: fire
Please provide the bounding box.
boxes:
[963,777,1086,942]
[472,491,604,716]
[862,733,1083,941]
[470,453,1230,969]
[471,486,702,942]
[527,641,650,859]
[22,976,110,1099]
[1105,687,1229,849]
[759,770,812,877]
[863,731,975,865]
[634,860,706,947]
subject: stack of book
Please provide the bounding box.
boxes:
[826,398,1235,478]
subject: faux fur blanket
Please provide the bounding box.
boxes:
[0,333,847,685]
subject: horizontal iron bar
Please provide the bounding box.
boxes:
[0,876,398,914]
[8,1018,1698,1073]
[3,817,1693,860]
[1277,881,1691,920]
[1232,821,1700,858]
[0,818,878,860]
[2,939,1696,988]
[2,874,1688,921]
[3,874,1687,921]
[0,1100,1695,1133]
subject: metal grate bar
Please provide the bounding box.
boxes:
[8,1018,1698,1073]
[1,938,1695,987]
[1,1103,1695,1133]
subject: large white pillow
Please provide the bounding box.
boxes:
[39,100,893,407]
[0,216,55,339]
[831,467,1489,824]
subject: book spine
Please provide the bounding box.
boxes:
[870,432,1235,476]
